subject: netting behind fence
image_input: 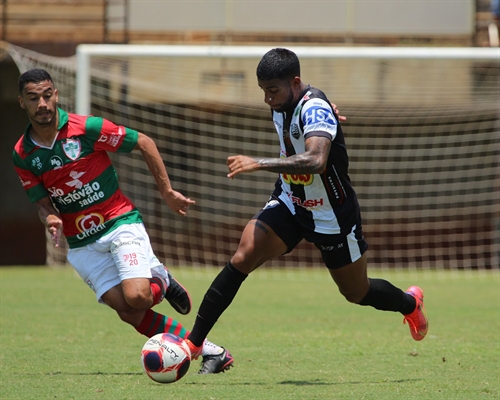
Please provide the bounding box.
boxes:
[3,42,498,269]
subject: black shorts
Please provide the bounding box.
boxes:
[253,196,368,269]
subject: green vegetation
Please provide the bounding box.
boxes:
[1,266,498,399]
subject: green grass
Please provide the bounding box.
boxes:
[1,266,499,400]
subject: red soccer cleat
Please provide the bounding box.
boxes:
[184,339,203,360]
[403,286,429,341]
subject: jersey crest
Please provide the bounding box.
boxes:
[62,138,81,160]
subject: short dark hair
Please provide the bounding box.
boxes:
[18,69,54,94]
[256,48,300,81]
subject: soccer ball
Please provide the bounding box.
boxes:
[141,333,191,383]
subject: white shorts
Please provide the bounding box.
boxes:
[67,223,168,303]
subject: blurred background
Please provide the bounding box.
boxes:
[1,0,498,51]
[0,0,498,267]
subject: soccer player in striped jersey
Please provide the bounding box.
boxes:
[13,68,233,374]
[185,48,428,361]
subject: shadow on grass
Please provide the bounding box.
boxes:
[279,378,422,386]
[37,373,423,386]
[182,378,424,387]
[43,371,143,376]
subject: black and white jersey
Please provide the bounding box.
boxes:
[271,86,360,236]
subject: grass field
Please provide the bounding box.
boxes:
[0,266,498,400]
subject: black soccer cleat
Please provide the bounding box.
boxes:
[198,348,234,374]
[165,271,192,315]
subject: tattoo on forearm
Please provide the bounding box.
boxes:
[256,137,330,174]
[257,156,317,173]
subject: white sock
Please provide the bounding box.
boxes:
[201,339,224,357]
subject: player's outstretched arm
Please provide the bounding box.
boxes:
[227,135,331,178]
[36,197,63,247]
[135,133,195,216]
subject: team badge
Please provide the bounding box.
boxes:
[291,123,300,139]
[62,138,82,160]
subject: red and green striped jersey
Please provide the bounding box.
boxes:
[13,108,143,248]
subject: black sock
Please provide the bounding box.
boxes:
[359,278,416,314]
[188,262,248,346]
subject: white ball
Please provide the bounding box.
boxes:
[141,333,191,384]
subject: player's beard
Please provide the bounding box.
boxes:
[31,109,55,126]
[274,89,295,113]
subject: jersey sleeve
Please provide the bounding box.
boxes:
[12,150,49,203]
[85,116,139,153]
[301,98,337,141]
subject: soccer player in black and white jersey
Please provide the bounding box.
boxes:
[185,48,428,366]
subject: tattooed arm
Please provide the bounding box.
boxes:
[227,135,331,178]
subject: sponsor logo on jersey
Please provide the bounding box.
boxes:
[303,107,335,126]
[52,181,105,207]
[98,126,124,148]
[291,195,324,209]
[282,173,313,186]
[47,186,64,197]
[75,213,106,239]
[50,155,64,170]
[110,240,142,253]
[62,138,82,160]
[305,122,336,134]
[19,176,31,187]
[65,171,86,189]
[31,156,42,170]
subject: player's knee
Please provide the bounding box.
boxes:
[120,279,153,309]
[124,289,152,309]
[339,288,365,304]
[230,251,256,274]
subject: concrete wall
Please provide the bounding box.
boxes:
[120,56,473,107]
[115,0,474,36]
